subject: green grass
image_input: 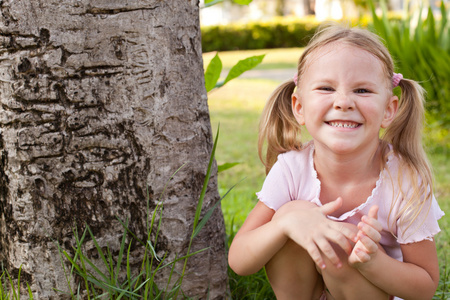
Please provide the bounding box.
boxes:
[208,78,275,233]
[207,48,450,299]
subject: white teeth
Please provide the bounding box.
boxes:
[329,122,359,128]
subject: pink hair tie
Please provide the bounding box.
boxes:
[293,73,298,86]
[392,72,403,87]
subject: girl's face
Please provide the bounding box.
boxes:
[292,43,398,156]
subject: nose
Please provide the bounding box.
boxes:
[333,92,355,111]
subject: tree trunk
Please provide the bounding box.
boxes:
[0,0,227,298]
[275,0,285,16]
[303,0,315,15]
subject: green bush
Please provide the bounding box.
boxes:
[200,15,399,52]
[201,17,321,52]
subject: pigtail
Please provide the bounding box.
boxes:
[382,78,434,235]
[383,78,426,167]
[258,79,301,174]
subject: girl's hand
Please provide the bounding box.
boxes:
[349,205,383,267]
[273,197,358,270]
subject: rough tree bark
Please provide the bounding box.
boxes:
[0,0,227,298]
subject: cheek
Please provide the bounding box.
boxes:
[361,103,387,123]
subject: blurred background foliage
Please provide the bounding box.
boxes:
[369,1,450,140]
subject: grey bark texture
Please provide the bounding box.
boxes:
[0,0,227,298]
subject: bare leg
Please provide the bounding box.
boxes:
[265,239,325,300]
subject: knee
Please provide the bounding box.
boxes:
[266,239,314,278]
[265,240,325,300]
[266,240,322,294]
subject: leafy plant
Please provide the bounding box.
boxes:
[204,53,265,92]
[369,0,450,128]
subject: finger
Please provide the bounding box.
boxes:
[319,197,343,216]
[315,237,342,268]
[357,234,379,253]
[334,222,358,243]
[354,247,371,263]
[361,215,383,232]
[326,230,353,255]
[304,242,326,270]
[367,205,379,219]
[358,222,382,243]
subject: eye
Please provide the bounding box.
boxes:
[354,88,371,94]
[318,86,334,92]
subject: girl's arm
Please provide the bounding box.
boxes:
[228,201,286,275]
[228,198,357,276]
[350,210,439,299]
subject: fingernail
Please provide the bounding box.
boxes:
[321,264,326,269]
[336,262,342,268]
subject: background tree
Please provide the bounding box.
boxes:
[0,0,227,298]
[303,0,315,15]
[276,0,286,15]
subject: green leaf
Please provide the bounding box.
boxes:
[232,0,253,5]
[425,7,436,45]
[217,162,240,173]
[204,0,223,7]
[204,52,222,92]
[223,54,265,85]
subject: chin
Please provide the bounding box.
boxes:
[322,141,360,154]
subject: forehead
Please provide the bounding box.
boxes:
[304,42,386,74]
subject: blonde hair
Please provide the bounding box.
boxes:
[258,25,433,235]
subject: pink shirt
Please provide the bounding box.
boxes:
[257,142,444,262]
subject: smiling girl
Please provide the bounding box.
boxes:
[228,26,444,300]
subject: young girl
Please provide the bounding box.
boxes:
[228,25,444,300]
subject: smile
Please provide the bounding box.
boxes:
[327,121,361,128]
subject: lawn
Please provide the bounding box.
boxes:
[206,48,450,299]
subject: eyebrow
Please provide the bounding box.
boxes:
[313,78,378,85]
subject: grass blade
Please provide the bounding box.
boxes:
[114,221,129,286]
[192,125,220,232]
[193,179,243,239]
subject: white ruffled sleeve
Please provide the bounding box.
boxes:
[396,194,445,244]
[256,156,294,211]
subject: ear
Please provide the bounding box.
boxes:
[381,95,398,128]
[292,93,305,125]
